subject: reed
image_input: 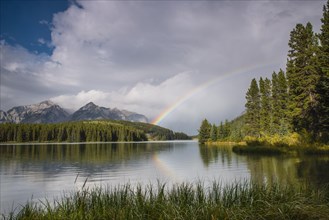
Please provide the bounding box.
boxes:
[3,181,329,220]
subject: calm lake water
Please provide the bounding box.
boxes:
[1,141,329,214]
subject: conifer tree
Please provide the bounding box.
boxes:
[217,121,224,141]
[286,22,320,138]
[271,71,280,134]
[259,77,272,134]
[271,69,290,135]
[210,124,217,141]
[198,119,211,144]
[317,0,329,141]
[245,78,260,137]
[224,119,231,139]
[277,70,290,134]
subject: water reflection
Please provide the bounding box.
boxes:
[296,157,329,186]
[198,144,233,167]
[0,142,172,163]
[1,142,329,215]
[244,155,301,186]
[0,143,175,179]
[0,142,176,214]
[198,144,329,187]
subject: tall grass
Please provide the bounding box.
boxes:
[3,181,329,220]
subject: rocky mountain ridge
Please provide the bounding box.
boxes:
[0,101,148,124]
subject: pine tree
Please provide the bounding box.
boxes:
[210,124,217,141]
[217,121,224,141]
[271,71,280,134]
[271,69,290,135]
[277,70,290,135]
[259,77,272,135]
[245,78,261,137]
[198,119,211,144]
[317,0,329,142]
[286,22,320,138]
[224,119,231,139]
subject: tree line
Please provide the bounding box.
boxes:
[0,120,191,143]
[100,120,191,141]
[199,1,329,145]
[0,121,147,142]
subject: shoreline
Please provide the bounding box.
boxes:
[0,139,197,146]
[204,140,329,155]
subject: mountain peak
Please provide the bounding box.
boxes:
[5,100,69,123]
[40,100,55,105]
[37,100,56,109]
[1,101,148,124]
[81,102,98,110]
[87,102,97,107]
[71,102,148,123]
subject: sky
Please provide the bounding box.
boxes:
[0,0,326,135]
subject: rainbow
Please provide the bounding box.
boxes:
[152,153,180,182]
[151,63,278,125]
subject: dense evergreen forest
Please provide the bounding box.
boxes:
[199,1,329,145]
[0,120,190,143]
[111,120,191,140]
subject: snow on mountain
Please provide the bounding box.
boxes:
[6,100,70,123]
[1,101,148,124]
[0,110,10,123]
[70,102,148,123]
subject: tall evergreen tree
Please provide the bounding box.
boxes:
[286,22,320,138]
[210,124,217,141]
[317,0,329,141]
[223,119,231,139]
[277,69,290,135]
[198,119,211,144]
[271,71,280,134]
[217,121,224,141]
[245,78,260,137]
[259,77,272,134]
[275,69,290,135]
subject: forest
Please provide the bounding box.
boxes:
[199,1,329,146]
[0,120,191,143]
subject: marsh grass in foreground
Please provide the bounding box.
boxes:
[3,181,329,220]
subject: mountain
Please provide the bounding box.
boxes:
[0,110,10,123]
[1,101,148,124]
[6,100,70,123]
[70,102,148,123]
[121,110,149,122]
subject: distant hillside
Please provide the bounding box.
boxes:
[113,120,191,141]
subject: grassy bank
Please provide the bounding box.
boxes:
[206,141,246,146]
[232,145,287,155]
[3,181,329,220]
[211,134,329,155]
[232,143,329,155]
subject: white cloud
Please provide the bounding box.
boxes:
[50,71,197,119]
[38,38,46,45]
[1,0,326,134]
[50,90,110,111]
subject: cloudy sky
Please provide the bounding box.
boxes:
[0,0,326,134]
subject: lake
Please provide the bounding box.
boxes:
[1,141,329,214]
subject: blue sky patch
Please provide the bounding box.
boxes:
[0,0,69,55]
